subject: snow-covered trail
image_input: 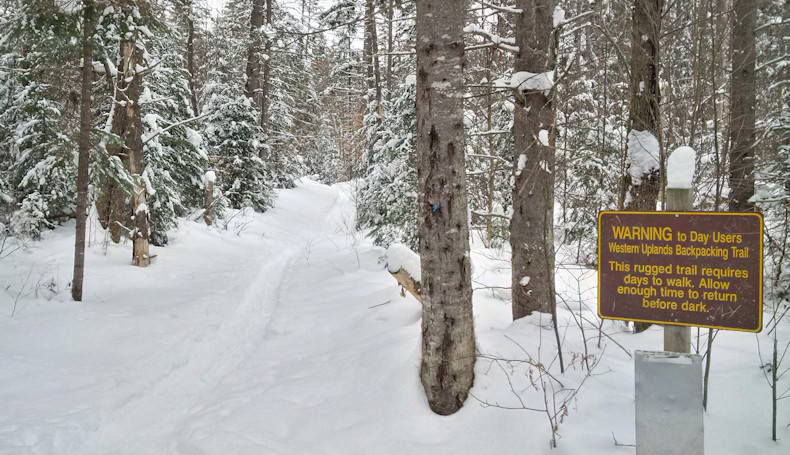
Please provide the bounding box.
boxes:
[0,181,420,454]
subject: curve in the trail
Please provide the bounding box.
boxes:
[78,181,349,455]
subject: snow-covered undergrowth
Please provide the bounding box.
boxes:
[0,180,787,454]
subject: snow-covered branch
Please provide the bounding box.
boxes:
[473,0,522,15]
[464,24,519,54]
[142,113,211,145]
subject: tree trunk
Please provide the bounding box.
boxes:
[626,0,663,333]
[261,0,273,136]
[625,0,663,214]
[385,0,394,103]
[72,0,95,301]
[186,5,199,116]
[364,0,382,116]
[728,0,756,212]
[416,0,475,416]
[113,38,149,266]
[245,0,265,113]
[510,0,557,319]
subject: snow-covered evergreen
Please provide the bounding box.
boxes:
[204,83,275,212]
[142,50,209,245]
[357,77,417,249]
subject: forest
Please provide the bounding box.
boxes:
[0,0,788,453]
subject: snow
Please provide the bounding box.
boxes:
[386,242,421,279]
[627,129,660,184]
[553,6,566,28]
[185,127,203,149]
[203,170,217,184]
[516,153,527,176]
[405,74,417,86]
[538,129,549,146]
[510,70,554,92]
[666,146,697,189]
[0,180,787,454]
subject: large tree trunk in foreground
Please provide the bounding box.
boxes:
[625,0,663,213]
[416,0,475,416]
[72,0,95,301]
[510,0,557,319]
[626,0,663,332]
[728,0,756,212]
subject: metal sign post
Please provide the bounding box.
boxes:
[635,351,704,455]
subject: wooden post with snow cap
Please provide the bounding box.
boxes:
[664,146,696,353]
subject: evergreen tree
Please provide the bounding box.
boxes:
[357,77,417,249]
[0,0,81,237]
[203,84,275,212]
[142,50,209,245]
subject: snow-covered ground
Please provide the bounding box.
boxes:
[0,180,787,454]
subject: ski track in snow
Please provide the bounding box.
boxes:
[0,181,416,454]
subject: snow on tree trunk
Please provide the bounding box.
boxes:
[728,0,756,212]
[416,0,475,416]
[624,0,663,214]
[510,0,557,319]
[186,7,199,117]
[107,36,149,266]
[626,0,663,332]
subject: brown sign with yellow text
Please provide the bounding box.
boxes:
[598,212,763,332]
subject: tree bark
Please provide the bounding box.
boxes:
[416,0,475,416]
[261,0,273,136]
[72,0,95,301]
[510,0,557,319]
[626,0,663,333]
[728,0,756,212]
[186,4,199,116]
[245,0,265,112]
[385,0,394,103]
[113,38,149,266]
[625,0,663,214]
[364,0,382,116]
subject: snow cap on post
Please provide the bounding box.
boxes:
[666,146,696,189]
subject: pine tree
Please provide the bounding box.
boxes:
[357,77,417,249]
[142,49,209,245]
[204,84,275,212]
[0,0,81,237]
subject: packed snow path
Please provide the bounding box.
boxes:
[0,181,422,454]
[1,180,787,454]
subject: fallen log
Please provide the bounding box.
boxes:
[385,243,422,302]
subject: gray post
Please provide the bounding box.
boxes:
[664,187,692,353]
[635,351,704,455]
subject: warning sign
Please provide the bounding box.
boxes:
[598,211,763,332]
